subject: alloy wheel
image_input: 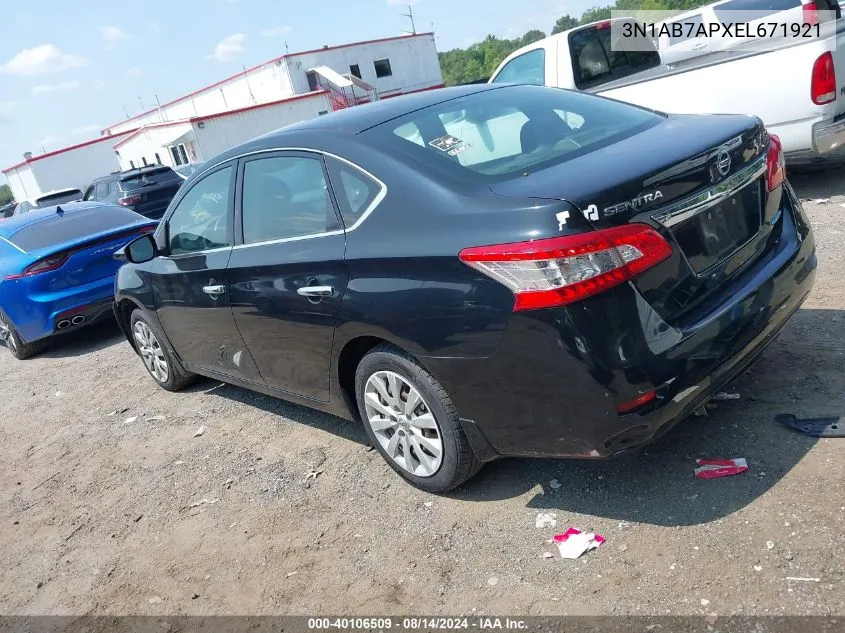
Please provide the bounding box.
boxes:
[133,321,169,383]
[0,314,17,354]
[363,370,444,477]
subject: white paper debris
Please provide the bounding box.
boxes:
[700,599,711,606]
[194,426,205,437]
[124,416,138,425]
[786,576,820,582]
[488,577,499,586]
[812,198,830,204]
[712,392,740,401]
[556,531,603,559]
[187,498,218,509]
[767,541,775,550]
[536,512,557,529]
[147,416,165,422]
[543,552,555,559]
[754,565,763,572]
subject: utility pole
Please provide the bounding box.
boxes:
[401,4,417,34]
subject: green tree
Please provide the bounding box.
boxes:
[551,15,579,34]
[579,6,614,24]
[0,184,12,206]
[520,30,547,46]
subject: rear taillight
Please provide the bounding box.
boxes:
[803,1,820,24]
[767,134,786,191]
[811,51,836,104]
[458,224,673,311]
[119,194,144,207]
[4,252,69,280]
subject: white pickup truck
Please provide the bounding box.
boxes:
[489,17,845,165]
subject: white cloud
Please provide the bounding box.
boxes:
[73,124,102,135]
[205,33,246,62]
[101,25,129,42]
[0,44,87,76]
[145,21,160,34]
[94,79,106,91]
[125,66,143,77]
[261,26,292,37]
[32,80,82,95]
[37,134,63,148]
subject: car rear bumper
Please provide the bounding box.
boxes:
[7,276,117,343]
[422,182,817,461]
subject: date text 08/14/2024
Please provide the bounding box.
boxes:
[307,618,528,630]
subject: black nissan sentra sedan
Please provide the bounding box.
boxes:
[112,84,816,492]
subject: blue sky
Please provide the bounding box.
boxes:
[0,0,595,186]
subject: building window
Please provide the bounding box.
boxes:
[373,59,392,78]
[169,144,189,166]
[350,64,361,79]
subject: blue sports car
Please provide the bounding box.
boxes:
[0,201,157,359]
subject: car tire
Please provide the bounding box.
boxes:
[130,309,197,392]
[355,343,483,493]
[0,310,45,360]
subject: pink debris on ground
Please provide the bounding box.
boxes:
[552,527,606,559]
[694,458,748,479]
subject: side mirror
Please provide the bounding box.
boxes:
[115,233,157,264]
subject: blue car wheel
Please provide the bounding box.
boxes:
[0,310,46,360]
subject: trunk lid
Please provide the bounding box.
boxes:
[490,113,781,323]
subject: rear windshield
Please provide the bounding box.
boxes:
[363,85,663,184]
[120,167,181,191]
[10,205,145,252]
[569,23,661,90]
[36,190,82,207]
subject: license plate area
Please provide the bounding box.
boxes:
[671,178,763,275]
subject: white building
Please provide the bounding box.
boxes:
[3,32,443,202]
[3,130,136,202]
[113,91,333,170]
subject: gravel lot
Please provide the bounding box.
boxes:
[1,169,844,617]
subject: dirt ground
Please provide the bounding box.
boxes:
[1,169,844,617]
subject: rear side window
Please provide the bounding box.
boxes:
[491,49,546,85]
[10,206,144,252]
[569,24,660,89]
[326,158,382,228]
[366,84,663,184]
[120,167,180,191]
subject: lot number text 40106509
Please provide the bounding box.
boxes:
[307,617,528,630]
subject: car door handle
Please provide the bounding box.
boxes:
[203,284,226,296]
[297,285,333,298]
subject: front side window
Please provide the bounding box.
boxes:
[241,155,334,244]
[166,165,232,256]
[366,84,663,184]
[491,49,546,85]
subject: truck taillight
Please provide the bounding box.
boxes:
[803,1,820,24]
[767,134,786,191]
[458,224,672,312]
[811,51,836,104]
[119,194,144,207]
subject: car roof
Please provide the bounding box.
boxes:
[0,201,111,239]
[204,84,507,164]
